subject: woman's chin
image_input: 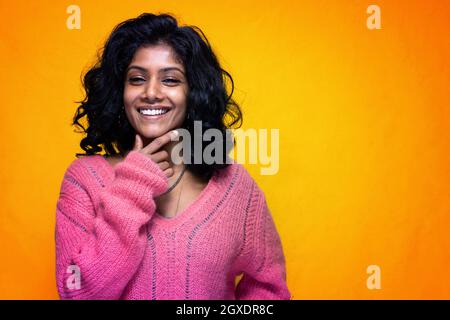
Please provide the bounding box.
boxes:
[139,127,172,139]
[133,119,181,139]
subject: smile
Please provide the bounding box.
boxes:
[138,107,171,119]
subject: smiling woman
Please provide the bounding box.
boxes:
[56,12,291,300]
[123,44,189,144]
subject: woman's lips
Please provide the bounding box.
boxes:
[138,108,172,120]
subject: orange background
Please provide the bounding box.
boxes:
[0,0,449,299]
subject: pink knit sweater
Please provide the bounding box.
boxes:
[55,150,290,300]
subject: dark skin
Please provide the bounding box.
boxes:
[104,131,209,218]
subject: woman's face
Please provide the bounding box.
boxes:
[123,43,188,142]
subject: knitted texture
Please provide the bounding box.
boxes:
[55,150,291,300]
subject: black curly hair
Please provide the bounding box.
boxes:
[72,13,243,181]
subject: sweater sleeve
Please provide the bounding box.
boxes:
[235,186,291,300]
[55,151,167,299]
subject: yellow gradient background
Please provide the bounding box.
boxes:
[1,0,449,299]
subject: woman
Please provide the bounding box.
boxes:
[55,13,290,300]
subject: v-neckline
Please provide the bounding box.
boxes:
[152,173,216,225]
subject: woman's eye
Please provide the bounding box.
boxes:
[163,78,181,85]
[129,77,144,84]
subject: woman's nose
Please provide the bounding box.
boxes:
[143,79,163,101]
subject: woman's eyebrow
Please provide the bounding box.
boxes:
[126,65,185,75]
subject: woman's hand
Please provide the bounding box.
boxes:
[132,130,179,178]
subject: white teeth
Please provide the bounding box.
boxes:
[139,108,169,116]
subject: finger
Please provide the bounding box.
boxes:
[158,161,170,171]
[151,150,169,163]
[133,134,143,151]
[143,130,179,154]
[164,168,174,177]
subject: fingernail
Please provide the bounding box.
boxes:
[171,130,179,138]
